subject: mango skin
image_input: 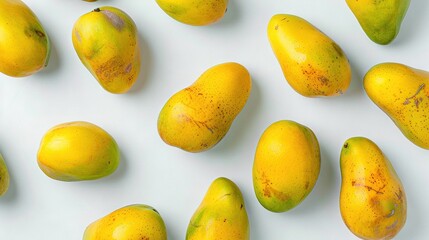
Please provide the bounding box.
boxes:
[364,63,429,149]
[0,0,50,77]
[346,0,410,45]
[268,14,351,97]
[83,204,167,240]
[253,120,320,212]
[340,137,406,240]
[156,0,228,26]
[157,62,251,153]
[37,121,120,181]
[186,177,249,240]
[72,6,141,94]
[0,153,10,197]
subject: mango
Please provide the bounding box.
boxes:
[37,121,119,181]
[157,62,251,152]
[340,137,407,240]
[346,0,410,45]
[253,120,320,212]
[83,204,167,240]
[72,6,141,94]
[0,153,10,197]
[0,0,50,77]
[364,63,429,149]
[186,177,249,240]
[267,14,351,97]
[156,0,228,26]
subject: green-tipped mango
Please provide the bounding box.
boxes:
[364,63,429,149]
[0,0,50,77]
[156,0,229,26]
[187,177,249,240]
[83,204,167,240]
[37,121,120,181]
[346,0,410,45]
[268,14,351,97]
[0,153,10,197]
[72,6,141,94]
[340,137,407,239]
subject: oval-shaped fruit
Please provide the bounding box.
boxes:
[186,177,249,240]
[253,120,320,212]
[157,62,251,152]
[346,0,410,45]
[364,63,429,149]
[155,0,228,26]
[37,121,120,181]
[72,6,141,94]
[83,204,167,240]
[340,137,407,240]
[268,14,351,97]
[0,153,10,197]
[0,0,50,77]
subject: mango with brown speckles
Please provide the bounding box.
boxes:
[0,153,10,197]
[83,204,167,240]
[267,14,351,97]
[157,62,251,152]
[156,0,228,26]
[364,63,429,149]
[340,137,407,240]
[186,177,249,240]
[72,6,141,94]
[252,120,320,212]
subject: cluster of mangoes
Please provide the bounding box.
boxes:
[0,0,427,239]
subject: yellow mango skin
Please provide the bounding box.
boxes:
[346,0,410,45]
[253,120,320,212]
[186,177,249,240]
[0,0,50,77]
[72,7,141,94]
[364,63,429,149]
[268,14,351,97]
[156,0,228,26]
[83,204,167,240]
[37,121,120,181]
[0,153,10,197]
[340,137,406,240]
[157,62,251,153]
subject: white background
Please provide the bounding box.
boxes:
[1,0,428,239]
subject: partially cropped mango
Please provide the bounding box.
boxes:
[268,14,351,97]
[0,153,10,197]
[37,121,119,181]
[83,204,167,240]
[156,0,228,26]
[346,0,410,45]
[158,62,251,152]
[364,63,429,149]
[186,177,249,240]
[340,137,407,240]
[0,0,50,77]
[253,120,320,212]
[72,6,141,94]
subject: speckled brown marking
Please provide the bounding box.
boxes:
[318,76,329,86]
[95,57,133,84]
[261,172,289,201]
[305,181,310,190]
[403,83,425,107]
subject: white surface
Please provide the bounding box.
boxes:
[1,0,428,239]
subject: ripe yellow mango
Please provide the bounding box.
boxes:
[0,0,50,77]
[72,7,141,94]
[346,0,410,45]
[0,153,10,197]
[253,120,320,212]
[37,121,120,181]
[364,63,429,149]
[157,62,251,152]
[186,177,249,240]
[83,204,167,240]
[268,14,351,97]
[156,0,228,26]
[340,137,407,240]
